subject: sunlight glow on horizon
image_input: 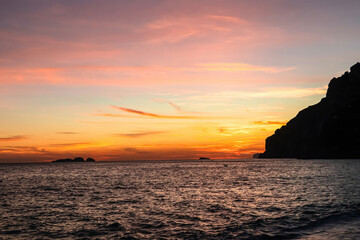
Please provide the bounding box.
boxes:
[1,0,360,162]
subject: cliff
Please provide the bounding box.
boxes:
[259,62,360,159]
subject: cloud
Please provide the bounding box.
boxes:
[49,142,92,147]
[154,99,183,112]
[111,106,159,117]
[110,105,207,119]
[206,15,247,24]
[114,131,166,138]
[185,86,327,101]
[90,113,137,118]
[92,106,236,120]
[124,147,149,154]
[0,146,47,153]
[0,61,295,86]
[253,121,287,125]
[144,14,249,43]
[194,63,295,73]
[57,132,79,134]
[218,128,225,133]
[0,148,18,152]
[77,62,294,74]
[0,135,29,142]
[166,101,182,112]
[244,86,327,98]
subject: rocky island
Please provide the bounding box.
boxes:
[259,62,360,159]
[52,157,96,162]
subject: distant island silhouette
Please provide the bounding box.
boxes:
[259,62,360,159]
[52,157,96,162]
[199,157,210,160]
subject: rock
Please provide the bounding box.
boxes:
[73,157,85,162]
[52,157,88,162]
[252,153,261,158]
[86,158,95,162]
[259,62,360,159]
[52,158,74,162]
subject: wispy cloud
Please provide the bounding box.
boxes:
[0,148,18,152]
[206,15,247,24]
[144,14,248,43]
[49,142,92,147]
[0,146,47,153]
[110,105,206,119]
[75,62,294,74]
[253,121,287,125]
[166,101,182,112]
[0,135,29,142]
[92,106,237,120]
[111,106,160,117]
[194,63,295,73]
[0,61,295,85]
[124,147,149,154]
[243,86,327,98]
[186,86,327,101]
[154,99,183,112]
[90,113,137,118]
[57,132,79,135]
[114,131,167,138]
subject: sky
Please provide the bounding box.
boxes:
[1,0,360,162]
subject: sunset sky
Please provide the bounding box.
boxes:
[1,0,360,162]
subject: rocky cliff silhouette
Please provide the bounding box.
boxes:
[260,62,360,159]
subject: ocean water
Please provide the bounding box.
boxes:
[0,159,359,239]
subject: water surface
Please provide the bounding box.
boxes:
[0,159,359,239]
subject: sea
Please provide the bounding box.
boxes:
[0,159,359,239]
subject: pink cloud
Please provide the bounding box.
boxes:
[193,63,295,73]
[0,61,295,86]
[143,14,249,43]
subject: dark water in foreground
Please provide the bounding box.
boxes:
[0,159,359,239]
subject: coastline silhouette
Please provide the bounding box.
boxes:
[260,62,360,159]
[52,157,96,162]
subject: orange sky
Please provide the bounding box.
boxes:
[1,0,360,162]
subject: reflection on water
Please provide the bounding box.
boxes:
[0,159,359,239]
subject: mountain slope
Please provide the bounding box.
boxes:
[260,62,360,159]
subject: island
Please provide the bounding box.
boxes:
[52,157,96,162]
[259,62,360,159]
[199,157,210,160]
